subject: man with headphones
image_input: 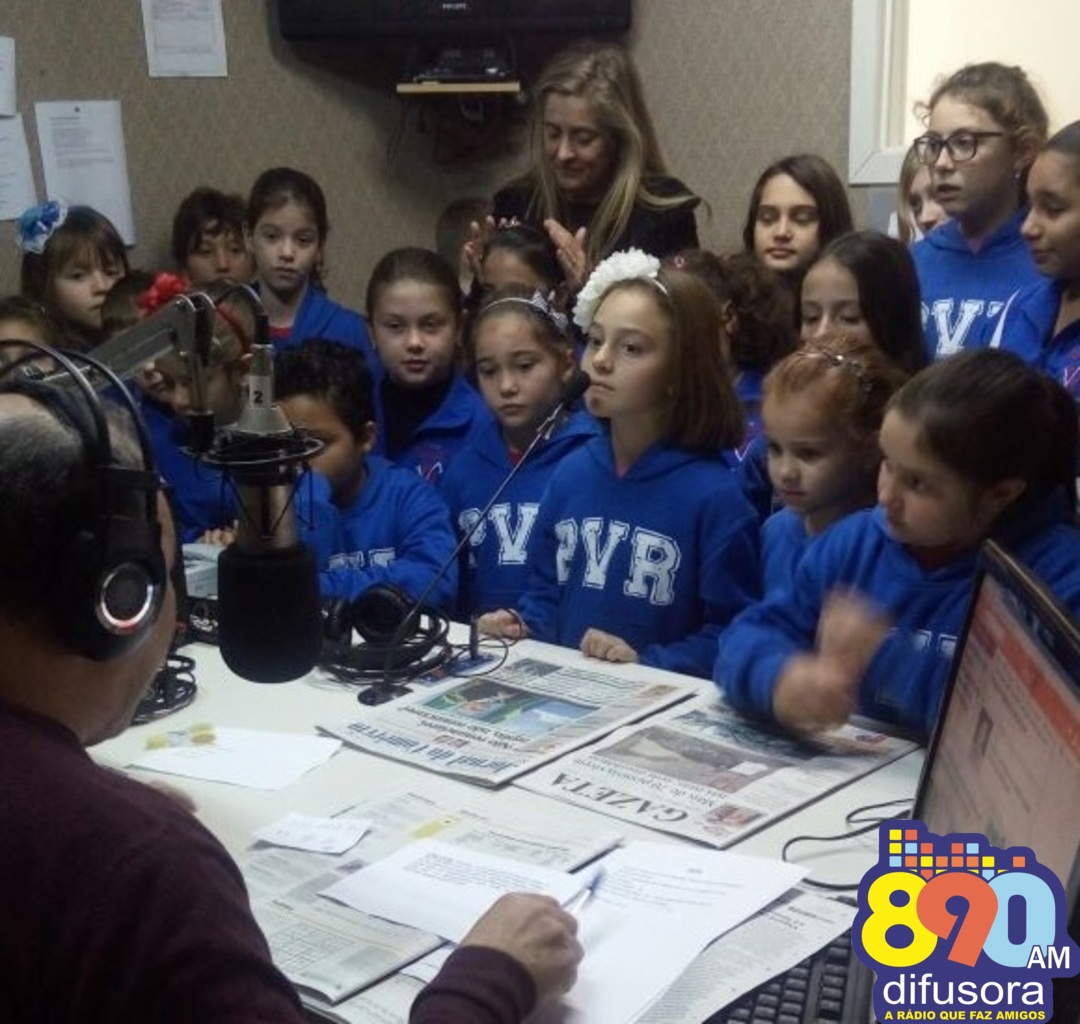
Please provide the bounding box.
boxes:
[0,349,581,1021]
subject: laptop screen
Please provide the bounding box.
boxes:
[831,542,1079,1024]
[914,540,1080,923]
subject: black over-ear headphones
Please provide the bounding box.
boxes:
[0,342,167,661]
[322,583,450,679]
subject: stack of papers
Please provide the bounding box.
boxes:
[240,789,622,1015]
[320,839,583,942]
[319,838,806,1024]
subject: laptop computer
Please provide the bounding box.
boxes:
[710,540,1080,1023]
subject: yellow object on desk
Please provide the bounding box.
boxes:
[145,723,216,750]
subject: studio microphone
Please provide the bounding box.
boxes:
[349,369,592,703]
[205,342,325,683]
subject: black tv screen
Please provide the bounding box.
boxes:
[277,0,632,41]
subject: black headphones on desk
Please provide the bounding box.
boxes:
[321,583,450,678]
[0,342,167,661]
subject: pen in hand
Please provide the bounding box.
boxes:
[564,867,605,916]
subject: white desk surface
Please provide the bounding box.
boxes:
[95,634,924,889]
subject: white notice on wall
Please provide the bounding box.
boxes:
[141,0,228,78]
[0,114,37,221]
[0,37,16,116]
[34,100,135,244]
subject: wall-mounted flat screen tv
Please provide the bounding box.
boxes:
[277,0,632,41]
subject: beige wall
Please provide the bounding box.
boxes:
[0,1,863,311]
[904,0,1079,141]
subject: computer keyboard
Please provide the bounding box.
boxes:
[705,932,856,1024]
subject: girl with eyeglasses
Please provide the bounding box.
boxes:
[910,62,1048,361]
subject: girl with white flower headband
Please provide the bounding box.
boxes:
[441,285,597,618]
[18,202,129,351]
[477,249,760,679]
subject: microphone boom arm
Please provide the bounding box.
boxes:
[41,293,218,452]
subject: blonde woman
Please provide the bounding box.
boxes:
[479,42,700,294]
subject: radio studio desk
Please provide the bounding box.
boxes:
[93,631,925,1019]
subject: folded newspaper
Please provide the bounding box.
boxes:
[320,658,696,787]
[516,696,917,847]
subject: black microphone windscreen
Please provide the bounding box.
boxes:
[562,369,592,407]
[218,544,322,683]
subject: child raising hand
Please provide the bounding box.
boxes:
[718,349,1079,738]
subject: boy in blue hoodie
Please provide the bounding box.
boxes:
[716,350,1080,740]
[275,340,458,610]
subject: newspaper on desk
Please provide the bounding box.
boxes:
[240,787,622,1015]
[517,696,917,847]
[320,657,695,787]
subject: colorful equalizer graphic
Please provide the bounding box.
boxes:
[886,826,1026,880]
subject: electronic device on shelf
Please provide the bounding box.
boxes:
[412,46,511,83]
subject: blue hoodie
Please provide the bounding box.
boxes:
[372,373,493,486]
[912,212,1041,360]
[716,490,1080,739]
[263,284,377,369]
[760,507,812,596]
[440,411,598,617]
[990,277,1080,400]
[317,455,458,609]
[735,433,775,524]
[517,435,761,679]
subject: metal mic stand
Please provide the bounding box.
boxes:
[355,377,586,705]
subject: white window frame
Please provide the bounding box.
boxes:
[848,0,910,185]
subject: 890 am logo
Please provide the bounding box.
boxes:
[852,821,1079,1021]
